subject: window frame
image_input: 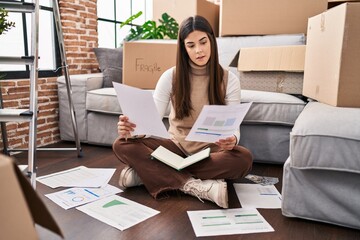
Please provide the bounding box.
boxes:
[97,0,150,48]
[0,4,61,80]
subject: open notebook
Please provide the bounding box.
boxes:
[151,146,210,170]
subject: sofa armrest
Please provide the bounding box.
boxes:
[57,73,104,91]
[57,73,103,142]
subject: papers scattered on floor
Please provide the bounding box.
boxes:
[77,195,160,231]
[234,183,282,209]
[36,166,116,188]
[45,184,122,210]
[245,174,279,185]
[187,208,274,237]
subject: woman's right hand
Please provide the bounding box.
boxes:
[117,115,136,140]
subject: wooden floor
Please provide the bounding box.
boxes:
[12,142,360,240]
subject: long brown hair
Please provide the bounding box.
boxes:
[172,15,225,119]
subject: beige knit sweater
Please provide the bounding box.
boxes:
[168,62,228,155]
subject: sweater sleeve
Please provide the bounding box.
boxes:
[225,70,241,143]
[153,67,174,118]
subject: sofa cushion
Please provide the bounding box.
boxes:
[86,88,121,114]
[86,88,171,117]
[241,90,306,126]
[290,102,360,173]
[86,88,305,126]
[94,47,123,88]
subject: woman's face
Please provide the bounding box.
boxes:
[184,30,211,66]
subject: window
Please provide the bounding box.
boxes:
[97,0,153,48]
[0,0,60,79]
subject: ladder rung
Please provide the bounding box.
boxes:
[0,109,33,122]
[0,56,34,65]
[0,1,35,13]
[7,147,80,152]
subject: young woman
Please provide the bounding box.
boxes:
[113,15,253,208]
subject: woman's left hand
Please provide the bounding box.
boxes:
[215,135,237,150]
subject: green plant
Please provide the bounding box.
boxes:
[121,11,179,42]
[0,8,15,35]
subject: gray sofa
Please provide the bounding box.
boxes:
[57,34,307,164]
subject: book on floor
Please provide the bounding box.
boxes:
[151,146,210,170]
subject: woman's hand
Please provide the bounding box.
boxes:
[117,115,136,140]
[215,135,237,150]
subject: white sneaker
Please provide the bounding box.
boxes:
[180,178,228,208]
[118,166,143,188]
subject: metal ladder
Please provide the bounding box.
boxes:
[0,0,82,188]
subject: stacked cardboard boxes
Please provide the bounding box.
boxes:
[219,0,327,94]
[126,0,332,92]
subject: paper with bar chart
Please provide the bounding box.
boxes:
[77,195,159,231]
[186,102,252,143]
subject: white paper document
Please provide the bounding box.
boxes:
[45,184,122,210]
[187,208,274,237]
[186,102,252,143]
[234,183,282,209]
[77,195,160,231]
[113,82,170,139]
[37,166,116,188]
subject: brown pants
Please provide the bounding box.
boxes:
[112,137,253,198]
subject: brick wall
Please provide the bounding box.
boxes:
[59,0,98,75]
[0,77,60,150]
[0,0,99,152]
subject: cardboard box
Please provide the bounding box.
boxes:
[0,154,63,240]
[122,40,177,89]
[239,72,304,94]
[235,45,306,94]
[153,0,220,36]
[219,0,328,36]
[302,3,360,107]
